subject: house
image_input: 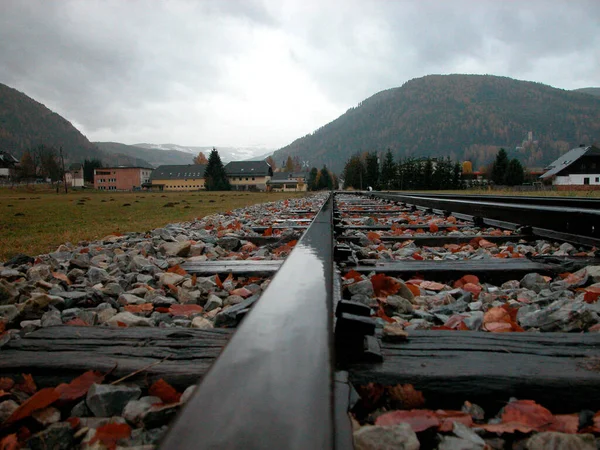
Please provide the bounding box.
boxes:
[224,161,273,191]
[540,145,600,190]
[94,166,153,191]
[65,163,84,187]
[148,164,207,191]
[267,171,308,192]
[0,151,19,179]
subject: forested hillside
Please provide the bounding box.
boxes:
[0,83,147,166]
[94,142,193,167]
[573,87,600,98]
[274,75,600,173]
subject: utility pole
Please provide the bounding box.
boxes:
[60,146,68,194]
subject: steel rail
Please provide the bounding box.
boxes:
[400,192,600,209]
[373,192,600,237]
[161,193,339,450]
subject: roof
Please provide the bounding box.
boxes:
[0,151,19,166]
[271,171,308,181]
[540,145,600,179]
[267,179,299,185]
[150,165,206,181]
[98,166,154,170]
[225,161,273,177]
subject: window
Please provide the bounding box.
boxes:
[596,177,599,183]
[252,177,255,180]
[584,177,590,185]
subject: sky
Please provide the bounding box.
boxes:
[1,0,599,152]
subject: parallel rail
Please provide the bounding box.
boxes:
[402,192,600,209]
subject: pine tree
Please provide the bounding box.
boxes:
[365,153,380,190]
[504,159,525,186]
[317,165,332,190]
[307,167,318,191]
[83,159,103,183]
[380,149,396,190]
[422,158,434,189]
[491,148,509,185]
[453,162,462,189]
[204,148,231,191]
[342,155,366,189]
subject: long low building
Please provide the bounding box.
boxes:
[146,160,275,191]
[148,164,207,191]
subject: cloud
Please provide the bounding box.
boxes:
[0,0,599,150]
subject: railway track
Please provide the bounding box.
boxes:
[2,192,600,449]
[162,192,600,449]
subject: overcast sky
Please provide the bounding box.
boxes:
[1,0,599,151]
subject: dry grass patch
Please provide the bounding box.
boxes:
[0,186,307,261]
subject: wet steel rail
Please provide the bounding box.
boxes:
[402,192,600,210]
[161,191,600,449]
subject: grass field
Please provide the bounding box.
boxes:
[0,186,308,262]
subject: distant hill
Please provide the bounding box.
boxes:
[574,87,600,98]
[94,142,194,167]
[273,75,600,173]
[0,83,149,167]
[134,143,272,163]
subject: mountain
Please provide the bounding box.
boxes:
[273,75,600,173]
[94,142,194,167]
[134,143,272,163]
[0,83,149,167]
[574,87,600,98]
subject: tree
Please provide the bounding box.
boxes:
[342,155,366,189]
[380,149,396,190]
[504,159,525,186]
[365,153,380,189]
[422,158,434,189]
[194,152,208,165]
[307,167,318,191]
[453,162,462,189]
[317,165,333,190]
[20,151,36,181]
[83,159,103,183]
[265,156,277,171]
[491,148,509,185]
[284,156,294,172]
[462,161,473,174]
[204,148,231,191]
[36,145,61,181]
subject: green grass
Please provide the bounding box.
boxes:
[0,186,307,262]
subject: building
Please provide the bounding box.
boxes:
[148,164,207,191]
[540,145,600,190]
[0,151,19,179]
[267,171,308,192]
[225,161,273,191]
[94,167,153,191]
[65,163,84,187]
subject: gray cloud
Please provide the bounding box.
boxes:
[0,0,598,149]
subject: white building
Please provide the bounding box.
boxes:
[540,145,600,190]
